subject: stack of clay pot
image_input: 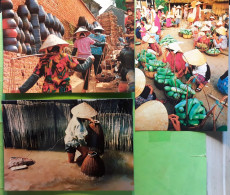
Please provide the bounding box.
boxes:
[17,5,32,54]
[26,0,41,53]
[2,0,18,53]
[38,5,50,42]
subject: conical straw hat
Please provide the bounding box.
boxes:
[201,26,210,32]
[71,102,97,118]
[183,49,206,66]
[177,5,181,9]
[196,1,202,6]
[39,34,69,52]
[165,42,182,53]
[94,26,104,31]
[135,68,146,98]
[75,26,91,37]
[216,26,227,36]
[158,5,164,10]
[135,100,169,131]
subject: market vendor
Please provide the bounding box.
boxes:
[155,5,164,35]
[217,70,228,95]
[64,102,98,164]
[213,26,228,52]
[147,26,162,56]
[140,22,147,39]
[162,42,186,78]
[88,26,107,76]
[166,14,172,28]
[187,7,195,25]
[183,49,211,92]
[72,27,105,92]
[15,34,94,93]
[196,26,211,48]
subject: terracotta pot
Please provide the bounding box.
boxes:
[3,29,17,38]
[4,44,18,53]
[40,23,49,41]
[44,13,50,27]
[47,13,54,28]
[25,0,39,14]
[38,5,46,23]
[21,43,27,54]
[17,5,30,18]
[22,18,30,30]
[30,33,35,45]
[16,41,22,53]
[31,14,40,28]
[2,18,17,29]
[25,43,32,55]
[1,0,13,10]
[24,30,31,43]
[20,29,25,43]
[16,27,21,40]
[3,9,15,19]
[3,37,17,46]
[18,17,23,29]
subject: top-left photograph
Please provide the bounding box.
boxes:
[2,0,134,93]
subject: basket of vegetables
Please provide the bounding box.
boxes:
[159,35,177,46]
[164,80,195,104]
[182,29,192,39]
[205,47,220,56]
[174,98,207,130]
[196,43,209,52]
[137,49,156,64]
[154,68,175,90]
[144,60,167,79]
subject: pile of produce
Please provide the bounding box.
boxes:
[154,68,175,85]
[206,47,220,54]
[159,35,177,45]
[180,29,192,35]
[137,49,156,63]
[164,80,196,100]
[175,98,207,127]
[144,60,167,72]
[196,43,209,50]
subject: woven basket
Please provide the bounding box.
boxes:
[205,51,220,56]
[183,34,192,39]
[144,71,156,79]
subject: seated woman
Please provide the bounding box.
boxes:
[135,84,157,109]
[217,70,228,95]
[147,26,162,56]
[162,42,186,78]
[139,22,147,39]
[183,49,211,92]
[196,26,211,49]
[213,26,228,52]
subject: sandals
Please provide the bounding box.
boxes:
[195,84,204,92]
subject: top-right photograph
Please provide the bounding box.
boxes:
[135,0,229,131]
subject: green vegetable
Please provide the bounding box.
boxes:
[171,87,184,94]
[173,93,181,99]
[158,79,164,84]
[176,79,183,87]
[176,112,186,119]
[167,91,174,97]
[149,66,154,72]
[175,100,186,109]
[189,103,201,120]
[181,95,186,99]
[179,107,185,113]
[188,120,200,126]
[180,84,196,95]
[192,114,206,120]
[164,86,171,91]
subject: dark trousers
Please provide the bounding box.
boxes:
[93,55,102,75]
[78,59,91,90]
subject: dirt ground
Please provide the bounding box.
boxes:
[136,20,228,131]
[4,148,133,191]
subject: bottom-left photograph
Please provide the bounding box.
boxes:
[2,99,133,191]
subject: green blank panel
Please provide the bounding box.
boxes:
[134,131,206,195]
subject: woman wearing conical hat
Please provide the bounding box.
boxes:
[213,26,228,52]
[196,26,211,48]
[88,26,107,76]
[16,34,94,93]
[72,27,105,92]
[183,49,211,92]
[162,42,186,78]
[64,102,103,164]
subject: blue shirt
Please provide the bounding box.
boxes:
[89,33,106,55]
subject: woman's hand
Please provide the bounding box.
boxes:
[147,84,153,94]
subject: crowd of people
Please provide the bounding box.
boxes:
[135,1,228,109]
